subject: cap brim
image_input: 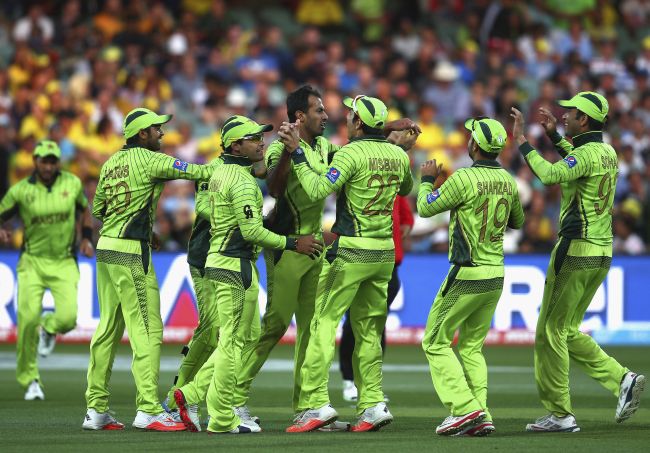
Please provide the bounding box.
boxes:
[342,97,353,108]
[151,114,173,126]
[557,100,577,109]
[463,118,474,131]
[244,124,273,137]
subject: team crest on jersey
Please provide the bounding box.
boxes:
[199,182,208,191]
[426,189,440,204]
[326,167,340,183]
[173,159,189,172]
[563,155,577,168]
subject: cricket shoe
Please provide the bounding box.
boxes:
[162,397,181,422]
[436,410,485,435]
[318,420,351,432]
[616,372,646,423]
[24,380,44,401]
[38,328,56,357]
[343,380,358,402]
[82,408,125,430]
[233,406,261,426]
[132,411,186,431]
[173,389,201,432]
[351,402,393,432]
[207,420,262,434]
[453,421,495,437]
[286,404,338,433]
[525,414,580,433]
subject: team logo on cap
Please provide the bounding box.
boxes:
[496,134,505,146]
[326,167,340,183]
[173,159,189,172]
[563,156,577,168]
[426,189,440,204]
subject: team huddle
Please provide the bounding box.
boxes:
[0,85,645,436]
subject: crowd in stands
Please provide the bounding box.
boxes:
[1,0,649,254]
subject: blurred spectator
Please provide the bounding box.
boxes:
[0,1,649,255]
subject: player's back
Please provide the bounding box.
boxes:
[207,160,262,260]
[94,146,211,242]
[558,141,617,244]
[331,137,412,239]
[446,161,523,266]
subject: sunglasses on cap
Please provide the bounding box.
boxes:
[242,133,264,142]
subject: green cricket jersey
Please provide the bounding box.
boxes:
[0,171,88,259]
[417,160,524,267]
[266,136,340,236]
[291,135,413,239]
[520,131,617,247]
[93,145,214,243]
[187,159,222,269]
[207,154,296,262]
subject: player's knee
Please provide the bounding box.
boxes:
[60,317,77,332]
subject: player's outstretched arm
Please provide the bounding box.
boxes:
[511,107,587,186]
[147,151,215,182]
[539,107,574,158]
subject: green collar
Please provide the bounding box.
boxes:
[472,159,501,168]
[349,135,388,143]
[571,131,603,148]
[222,153,252,167]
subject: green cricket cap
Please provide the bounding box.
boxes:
[464,117,508,154]
[220,115,273,148]
[558,91,609,123]
[33,140,61,159]
[343,95,388,129]
[123,107,172,139]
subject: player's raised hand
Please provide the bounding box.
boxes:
[420,159,443,179]
[388,129,420,151]
[279,119,301,153]
[510,107,527,145]
[295,234,323,259]
[538,107,558,135]
[0,228,11,244]
[385,118,422,135]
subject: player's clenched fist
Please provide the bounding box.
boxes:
[295,234,324,259]
[420,159,443,179]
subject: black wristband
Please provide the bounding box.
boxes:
[290,147,307,165]
[82,226,93,241]
[285,237,297,250]
[549,131,563,144]
[518,141,535,157]
[421,175,436,184]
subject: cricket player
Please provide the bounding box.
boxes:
[161,170,220,416]
[282,95,415,433]
[173,115,323,434]
[511,93,645,433]
[417,117,524,436]
[0,140,93,401]
[231,86,419,429]
[82,108,215,432]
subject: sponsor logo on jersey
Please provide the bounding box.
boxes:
[563,155,577,168]
[426,189,440,204]
[173,159,189,172]
[326,167,340,183]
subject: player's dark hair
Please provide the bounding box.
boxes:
[287,85,322,123]
[360,122,383,135]
[576,110,605,131]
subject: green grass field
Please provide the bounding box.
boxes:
[1,343,647,452]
